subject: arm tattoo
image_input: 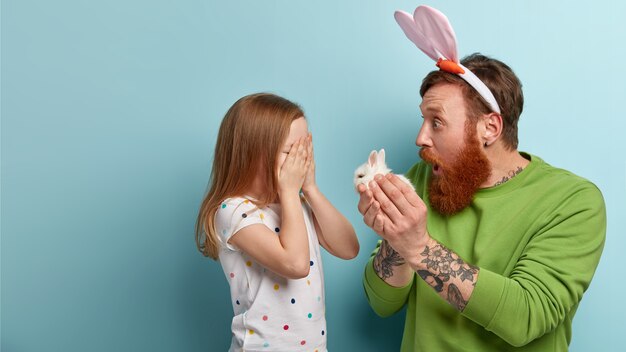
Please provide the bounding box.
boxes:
[419,243,478,311]
[447,284,467,311]
[373,240,405,280]
[417,270,443,292]
[494,166,524,186]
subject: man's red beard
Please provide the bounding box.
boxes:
[419,126,491,216]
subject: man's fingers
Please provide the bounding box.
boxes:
[388,174,424,208]
[362,200,379,227]
[379,174,415,215]
[373,213,385,234]
[358,188,374,215]
[370,176,403,222]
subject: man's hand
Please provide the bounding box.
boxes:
[360,173,479,311]
[357,182,379,230]
[359,173,431,266]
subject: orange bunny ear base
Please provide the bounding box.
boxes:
[436,58,465,74]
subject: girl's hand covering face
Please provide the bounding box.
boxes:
[302,134,316,192]
[277,137,311,195]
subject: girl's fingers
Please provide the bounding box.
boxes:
[296,138,307,166]
[304,146,312,170]
[307,135,313,160]
[286,139,300,164]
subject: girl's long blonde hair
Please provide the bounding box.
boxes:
[196,93,304,259]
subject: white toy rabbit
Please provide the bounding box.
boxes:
[354,149,414,191]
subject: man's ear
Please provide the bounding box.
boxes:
[481,113,503,147]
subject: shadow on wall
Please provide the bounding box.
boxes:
[193,260,234,351]
[354,303,407,350]
[344,235,407,351]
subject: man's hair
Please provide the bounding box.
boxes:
[419,53,524,150]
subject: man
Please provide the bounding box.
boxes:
[359,52,606,351]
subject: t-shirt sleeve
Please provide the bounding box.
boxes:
[214,197,265,251]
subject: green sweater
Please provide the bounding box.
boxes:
[363,153,606,351]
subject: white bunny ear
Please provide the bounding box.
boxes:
[394,6,459,63]
[377,149,386,165]
[368,150,378,167]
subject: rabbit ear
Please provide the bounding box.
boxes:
[368,150,378,167]
[394,5,459,63]
[394,10,436,60]
[377,149,386,165]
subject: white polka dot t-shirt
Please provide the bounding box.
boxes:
[216,197,327,352]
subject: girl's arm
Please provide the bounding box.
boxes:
[229,138,311,279]
[302,134,359,259]
[304,186,359,259]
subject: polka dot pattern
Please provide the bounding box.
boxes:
[216,197,326,350]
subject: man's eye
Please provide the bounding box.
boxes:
[433,120,442,128]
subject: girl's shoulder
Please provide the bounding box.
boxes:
[215,197,262,225]
[215,197,269,251]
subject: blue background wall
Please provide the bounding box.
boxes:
[2,0,625,350]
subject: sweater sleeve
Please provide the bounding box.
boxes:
[462,183,606,347]
[363,240,415,317]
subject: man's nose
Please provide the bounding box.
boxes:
[416,126,431,147]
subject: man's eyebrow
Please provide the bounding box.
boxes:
[422,105,443,113]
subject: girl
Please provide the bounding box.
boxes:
[196,93,359,352]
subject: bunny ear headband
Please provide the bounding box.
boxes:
[394,5,501,114]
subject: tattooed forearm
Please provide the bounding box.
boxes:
[417,270,443,292]
[418,242,478,311]
[447,284,467,311]
[373,240,406,280]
